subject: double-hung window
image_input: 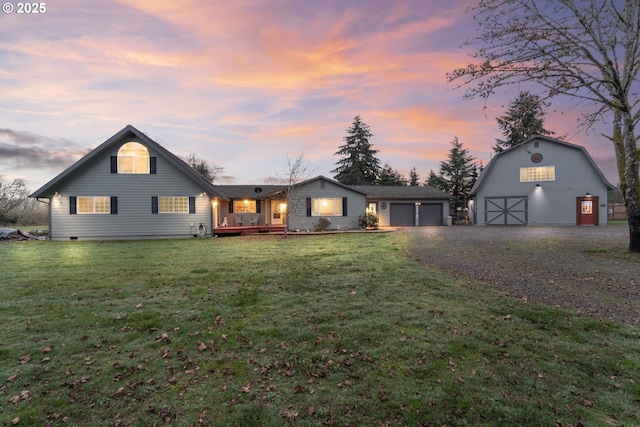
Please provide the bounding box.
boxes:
[78,196,110,214]
[152,196,195,214]
[159,197,189,213]
[70,196,117,215]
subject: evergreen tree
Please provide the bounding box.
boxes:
[425,169,446,191]
[332,116,380,185]
[493,91,554,152]
[408,167,420,186]
[377,163,407,186]
[433,137,478,212]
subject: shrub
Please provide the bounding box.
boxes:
[314,217,331,231]
[358,213,379,229]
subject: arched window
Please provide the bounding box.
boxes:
[118,142,149,173]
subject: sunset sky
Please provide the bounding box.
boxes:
[0,0,620,192]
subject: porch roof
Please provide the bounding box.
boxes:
[217,184,286,199]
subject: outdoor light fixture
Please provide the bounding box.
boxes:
[535,184,541,191]
[586,192,591,197]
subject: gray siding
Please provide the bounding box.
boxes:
[371,198,450,227]
[49,143,213,240]
[472,139,609,226]
[287,179,366,231]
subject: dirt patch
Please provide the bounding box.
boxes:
[405,226,640,327]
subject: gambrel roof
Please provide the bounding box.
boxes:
[30,125,227,199]
[469,135,614,196]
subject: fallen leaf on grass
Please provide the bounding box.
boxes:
[11,417,19,425]
[7,374,19,382]
[9,390,31,404]
[19,355,31,365]
[156,333,170,343]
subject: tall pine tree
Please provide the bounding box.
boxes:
[332,116,381,185]
[377,163,407,186]
[494,91,554,152]
[430,137,478,213]
[408,167,420,186]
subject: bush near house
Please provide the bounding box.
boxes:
[314,217,332,231]
[358,212,379,229]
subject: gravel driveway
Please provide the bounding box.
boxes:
[404,226,640,327]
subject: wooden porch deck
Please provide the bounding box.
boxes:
[214,225,286,236]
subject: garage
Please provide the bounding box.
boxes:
[390,203,415,226]
[418,203,443,226]
[390,203,444,226]
[485,196,528,225]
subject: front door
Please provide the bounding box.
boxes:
[577,196,598,226]
[271,200,286,225]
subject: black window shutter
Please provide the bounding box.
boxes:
[110,196,118,215]
[342,197,347,216]
[306,198,312,217]
[229,199,234,213]
[70,196,77,214]
[256,200,261,213]
[110,156,117,174]
[151,196,158,214]
[189,196,196,214]
[150,157,157,174]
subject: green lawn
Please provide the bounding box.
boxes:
[1,233,638,426]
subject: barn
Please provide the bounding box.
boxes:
[469,136,614,226]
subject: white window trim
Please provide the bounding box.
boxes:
[117,142,150,174]
[77,196,110,214]
[233,200,257,213]
[312,198,343,216]
[159,196,189,213]
[520,166,555,182]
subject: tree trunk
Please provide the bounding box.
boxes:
[620,111,640,253]
[628,205,640,253]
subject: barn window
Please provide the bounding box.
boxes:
[520,166,555,182]
[117,142,149,173]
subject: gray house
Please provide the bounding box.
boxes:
[214,177,451,231]
[469,136,614,226]
[30,125,226,240]
[284,176,368,231]
[31,126,453,240]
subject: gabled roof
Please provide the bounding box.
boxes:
[350,185,450,199]
[470,135,615,196]
[30,125,227,199]
[294,175,370,195]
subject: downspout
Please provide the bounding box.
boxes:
[36,197,51,239]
